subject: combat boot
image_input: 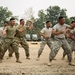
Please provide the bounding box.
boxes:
[16,60,22,63]
[26,57,30,60]
[47,62,52,66]
[68,61,75,66]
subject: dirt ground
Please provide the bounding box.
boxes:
[0,41,75,75]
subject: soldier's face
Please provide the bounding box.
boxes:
[10,20,15,26]
[59,18,65,25]
[20,20,25,25]
[72,22,75,27]
[4,23,8,27]
[46,22,51,28]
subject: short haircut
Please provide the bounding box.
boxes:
[10,18,15,21]
[71,21,75,24]
[4,21,9,24]
[20,19,24,22]
[46,21,50,24]
[58,16,64,21]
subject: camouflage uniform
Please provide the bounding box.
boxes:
[62,29,74,58]
[2,27,14,57]
[15,25,30,58]
[49,23,72,62]
[0,26,20,62]
[0,27,4,56]
[0,39,3,58]
[38,27,52,58]
[70,29,75,52]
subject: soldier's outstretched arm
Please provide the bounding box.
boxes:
[16,25,25,33]
[27,21,34,30]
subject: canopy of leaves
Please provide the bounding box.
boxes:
[0,6,12,26]
[32,6,71,34]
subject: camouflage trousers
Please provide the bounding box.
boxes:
[0,38,19,60]
[38,39,52,58]
[71,41,75,51]
[49,38,72,62]
[63,38,75,58]
[0,40,4,57]
[13,36,30,58]
[2,38,13,57]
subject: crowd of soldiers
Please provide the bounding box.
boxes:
[0,18,33,63]
[0,16,75,66]
[36,16,75,66]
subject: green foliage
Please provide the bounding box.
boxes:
[32,6,71,34]
[46,6,68,27]
[32,10,46,34]
[0,6,12,26]
[70,16,75,22]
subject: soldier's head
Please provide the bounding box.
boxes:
[71,21,75,28]
[4,21,9,27]
[58,16,65,25]
[10,18,15,26]
[20,19,25,25]
[46,21,51,28]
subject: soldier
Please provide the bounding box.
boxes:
[0,18,21,63]
[48,16,74,66]
[2,21,13,59]
[3,21,9,28]
[62,21,75,59]
[0,27,4,59]
[15,19,33,59]
[36,21,53,61]
[0,21,9,60]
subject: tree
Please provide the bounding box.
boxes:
[45,6,69,26]
[0,6,12,26]
[26,6,72,35]
[33,10,46,34]
[23,7,34,21]
[70,16,75,22]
